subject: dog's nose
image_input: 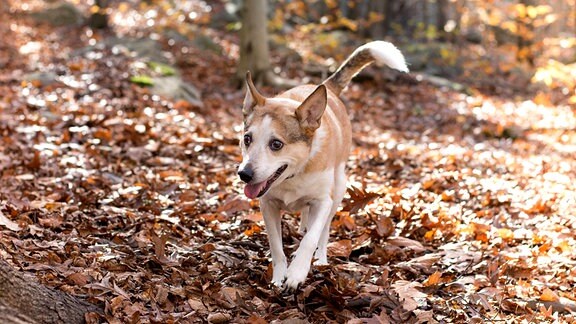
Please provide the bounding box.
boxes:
[238,167,254,183]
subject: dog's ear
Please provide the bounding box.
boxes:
[243,71,266,116]
[296,85,327,132]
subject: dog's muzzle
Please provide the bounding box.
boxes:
[238,165,254,183]
[242,164,288,199]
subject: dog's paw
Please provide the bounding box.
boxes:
[271,262,287,287]
[283,272,307,291]
[271,276,285,287]
[313,258,329,266]
[283,264,310,291]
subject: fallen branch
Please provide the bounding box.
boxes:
[0,259,102,324]
[503,297,576,314]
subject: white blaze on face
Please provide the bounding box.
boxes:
[240,115,278,183]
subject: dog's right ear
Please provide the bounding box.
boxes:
[243,71,266,116]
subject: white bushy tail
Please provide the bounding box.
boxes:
[324,41,408,94]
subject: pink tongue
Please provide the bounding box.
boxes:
[244,181,267,199]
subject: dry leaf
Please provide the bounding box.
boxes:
[0,211,21,231]
[327,239,352,258]
[423,271,442,287]
[391,280,427,312]
[540,288,559,302]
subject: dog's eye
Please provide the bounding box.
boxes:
[243,134,252,147]
[269,139,284,151]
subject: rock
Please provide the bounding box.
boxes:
[72,37,170,63]
[191,34,223,54]
[464,29,483,44]
[88,12,108,29]
[23,71,58,86]
[270,35,301,63]
[73,36,202,106]
[30,2,84,26]
[404,52,429,71]
[208,2,240,29]
[312,31,353,57]
[164,30,223,54]
[107,38,170,63]
[151,76,203,107]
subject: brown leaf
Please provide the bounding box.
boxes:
[243,224,262,237]
[540,288,559,302]
[327,239,352,258]
[387,237,426,253]
[246,314,267,324]
[217,196,251,214]
[391,280,427,312]
[158,170,185,181]
[423,271,442,287]
[0,210,21,231]
[27,150,41,171]
[154,285,169,305]
[207,312,232,323]
[66,272,90,286]
[342,185,381,213]
[374,215,394,238]
[150,231,175,265]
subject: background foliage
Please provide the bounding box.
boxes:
[0,0,575,322]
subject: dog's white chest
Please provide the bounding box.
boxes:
[265,168,335,211]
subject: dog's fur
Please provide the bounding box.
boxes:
[238,41,408,289]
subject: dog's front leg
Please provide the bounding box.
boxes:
[284,197,333,289]
[298,206,309,234]
[260,199,287,286]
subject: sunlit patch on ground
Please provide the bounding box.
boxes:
[0,0,575,322]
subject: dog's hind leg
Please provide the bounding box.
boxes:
[314,163,347,265]
[261,199,287,286]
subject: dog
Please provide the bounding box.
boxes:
[238,41,408,289]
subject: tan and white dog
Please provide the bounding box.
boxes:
[238,41,408,289]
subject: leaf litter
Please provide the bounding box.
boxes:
[0,0,575,323]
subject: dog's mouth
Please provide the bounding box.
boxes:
[244,164,288,199]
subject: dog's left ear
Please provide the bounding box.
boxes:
[243,71,266,116]
[296,85,327,132]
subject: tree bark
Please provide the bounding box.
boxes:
[516,0,535,66]
[0,259,101,324]
[369,0,386,39]
[437,0,449,40]
[88,0,109,29]
[237,0,271,86]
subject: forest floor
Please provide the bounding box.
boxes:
[1,1,575,323]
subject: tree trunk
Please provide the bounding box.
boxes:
[0,259,101,324]
[369,0,386,39]
[516,0,535,66]
[237,0,271,86]
[88,0,109,29]
[437,0,449,40]
[383,0,394,36]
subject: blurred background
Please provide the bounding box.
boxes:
[3,0,575,106]
[1,1,575,322]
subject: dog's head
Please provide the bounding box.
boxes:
[238,72,327,199]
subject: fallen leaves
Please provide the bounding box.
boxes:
[0,0,575,323]
[342,185,382,214]
[327,239,352,258]
[423,271,442,287]
[391,280,427,312]
[0,210,21,231]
